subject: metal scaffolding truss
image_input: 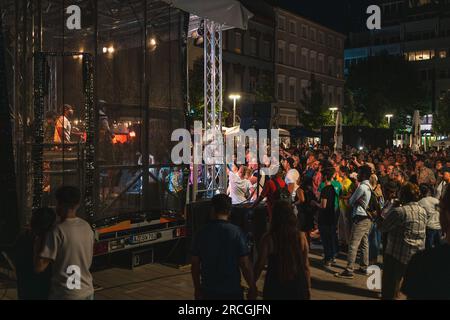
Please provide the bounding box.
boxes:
[202,19,226,197]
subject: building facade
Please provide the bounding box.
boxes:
[222,1,275,125]
[345,0,450,113]
[274,8,345,128]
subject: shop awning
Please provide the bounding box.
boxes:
[163,0,254,30]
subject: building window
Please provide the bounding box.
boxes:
[406,50,435,61]
[278,41,285,64]
[234,72,242,91]
[310,51,316,72]
[301,48,308,69]
[289,78,296,103]
[327,35,334,48]
[250,36,258,56]
[318,54,325,73]
[235,32,242,54]
[263,40,271,59]
[279,16,286,31]
[318,31,325,44]
[301,79,309,98]
[337,88,342,106]
[289,20,296,34]
[302,25,308,38]
[336,59,342,78]
[277,75,285,101]
[289,45,296,66]
[328,56,334,76]
[328,86,334,105]
[249,76,257,92]
[309,28,316,41]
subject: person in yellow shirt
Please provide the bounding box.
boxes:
[338,166,355,248]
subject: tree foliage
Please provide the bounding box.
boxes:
[299,74,332,129]
[188,56,229,125]
[433,92,450,135]
[345,53,430,129]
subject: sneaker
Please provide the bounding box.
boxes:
[323,259,332,267]
[335,270,354,279]
[355,268,369,276]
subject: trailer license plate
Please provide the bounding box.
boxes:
[131,233,157,244]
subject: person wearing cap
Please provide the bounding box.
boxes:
[54,104,74,144]
[415,155,436,186]
[435,167,450,200]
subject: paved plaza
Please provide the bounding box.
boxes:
[1,249,383,300]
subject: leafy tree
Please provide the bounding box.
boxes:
[433,92,450,135]
[345,53,429,129]
[188,57,204,122]
[188,56,229,125]
[254,76,274,103]
[342,87,371,126]
[299,74,332,129]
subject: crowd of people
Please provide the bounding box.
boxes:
[9,143,450,300]
[192,144,450,300]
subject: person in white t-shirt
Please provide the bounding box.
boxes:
[227,164,252,205]
[54,104,74,144]
[35,186,94,300]
[283,157,300,198]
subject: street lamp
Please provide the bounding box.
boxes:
[229,94,241,126]
[385,114,394,127]
[329,107,338,121]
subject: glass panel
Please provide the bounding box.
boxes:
[96,0,145,220]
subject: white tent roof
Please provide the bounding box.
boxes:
[432,139,450,147]
[164,0,254,30]
[224,126,290,137]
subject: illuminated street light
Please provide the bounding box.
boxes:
[385,114,394,127]
[229,94,241,126]
[103,46,115,54]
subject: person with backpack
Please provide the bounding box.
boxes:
[335,165,374,279]
[252,167,290,223]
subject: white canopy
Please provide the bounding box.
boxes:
[224,126,290,137]
[432,138,450,150]
[164,0,253,30]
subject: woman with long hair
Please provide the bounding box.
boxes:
[295,175,316,246]
[254,201,311,300]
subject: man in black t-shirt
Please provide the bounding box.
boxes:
[402,188,450,299]
[191,194,257,300]
[317,169,339,266]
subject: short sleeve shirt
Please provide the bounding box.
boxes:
[40,218,94,300]
[191,220,249,295]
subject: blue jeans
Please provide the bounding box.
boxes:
[426,229,442,249]
[369,224,382,262]
[319,224,338,261]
